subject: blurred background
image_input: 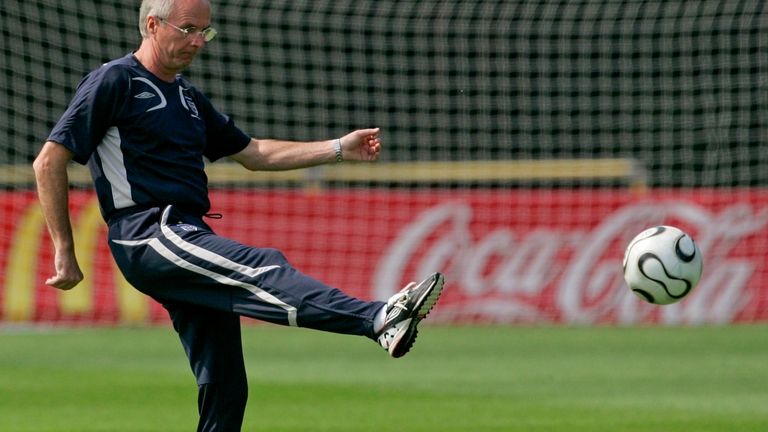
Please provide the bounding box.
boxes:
[1,0,767,326]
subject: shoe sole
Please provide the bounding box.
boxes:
[389,272,445,358]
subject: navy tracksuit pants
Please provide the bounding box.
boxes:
[107,206,385,431]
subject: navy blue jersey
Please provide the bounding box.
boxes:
[48,53,251,220]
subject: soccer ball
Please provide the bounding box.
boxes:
[622,225,703,305]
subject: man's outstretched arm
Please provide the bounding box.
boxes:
[229,128,382,171]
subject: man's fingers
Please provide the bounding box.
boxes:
[45,274,80,291]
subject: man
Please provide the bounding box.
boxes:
[33,0,445,430]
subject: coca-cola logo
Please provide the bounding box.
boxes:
[373,201,768,325]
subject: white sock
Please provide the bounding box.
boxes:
[372,304,388,333]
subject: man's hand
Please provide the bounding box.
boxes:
[340,128,382,162]
[46,248,84,290]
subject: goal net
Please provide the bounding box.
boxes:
[1,0,767,325]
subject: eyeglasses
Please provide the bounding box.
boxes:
[159,18,217,42]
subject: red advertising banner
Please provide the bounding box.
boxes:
[2,188,767,325]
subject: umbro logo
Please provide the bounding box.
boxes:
[386,306,405,322]
[131,77,167,112]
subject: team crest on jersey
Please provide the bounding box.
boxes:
[179,87,200,119]
[175,223,199,232]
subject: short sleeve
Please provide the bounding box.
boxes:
[47,65,128,165]
[204,113,251,162]
[193,91,251,162]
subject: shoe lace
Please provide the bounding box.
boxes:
[386,282,417,311]
[387,292,409,311]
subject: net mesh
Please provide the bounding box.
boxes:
[1,1,767,325]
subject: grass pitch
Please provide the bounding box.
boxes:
[0,324,766,431]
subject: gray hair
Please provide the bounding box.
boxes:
[138,0,175,39]
[138,0,213,39]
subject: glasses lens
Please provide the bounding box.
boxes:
[202,28,217,42]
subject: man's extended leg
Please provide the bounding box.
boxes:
[109,206,443,356]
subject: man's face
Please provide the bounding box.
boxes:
[153,0,212,72]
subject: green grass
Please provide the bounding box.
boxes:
[0,324,767,431]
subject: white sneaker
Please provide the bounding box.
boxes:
[376,273,445,358]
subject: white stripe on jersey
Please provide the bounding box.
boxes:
[96,126,136,209]
[131,77,167,112]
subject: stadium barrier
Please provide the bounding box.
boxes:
[1,161,766,325]
[0,159,646,187]
[1,158,644,324]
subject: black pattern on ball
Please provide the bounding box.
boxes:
[622,226,665,273]
[636,252,694,302]
[674,234,697,263]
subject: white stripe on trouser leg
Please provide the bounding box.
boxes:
[159,206,281,278]
[113,237,298,326]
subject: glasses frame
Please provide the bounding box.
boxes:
[159,18,217,42]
